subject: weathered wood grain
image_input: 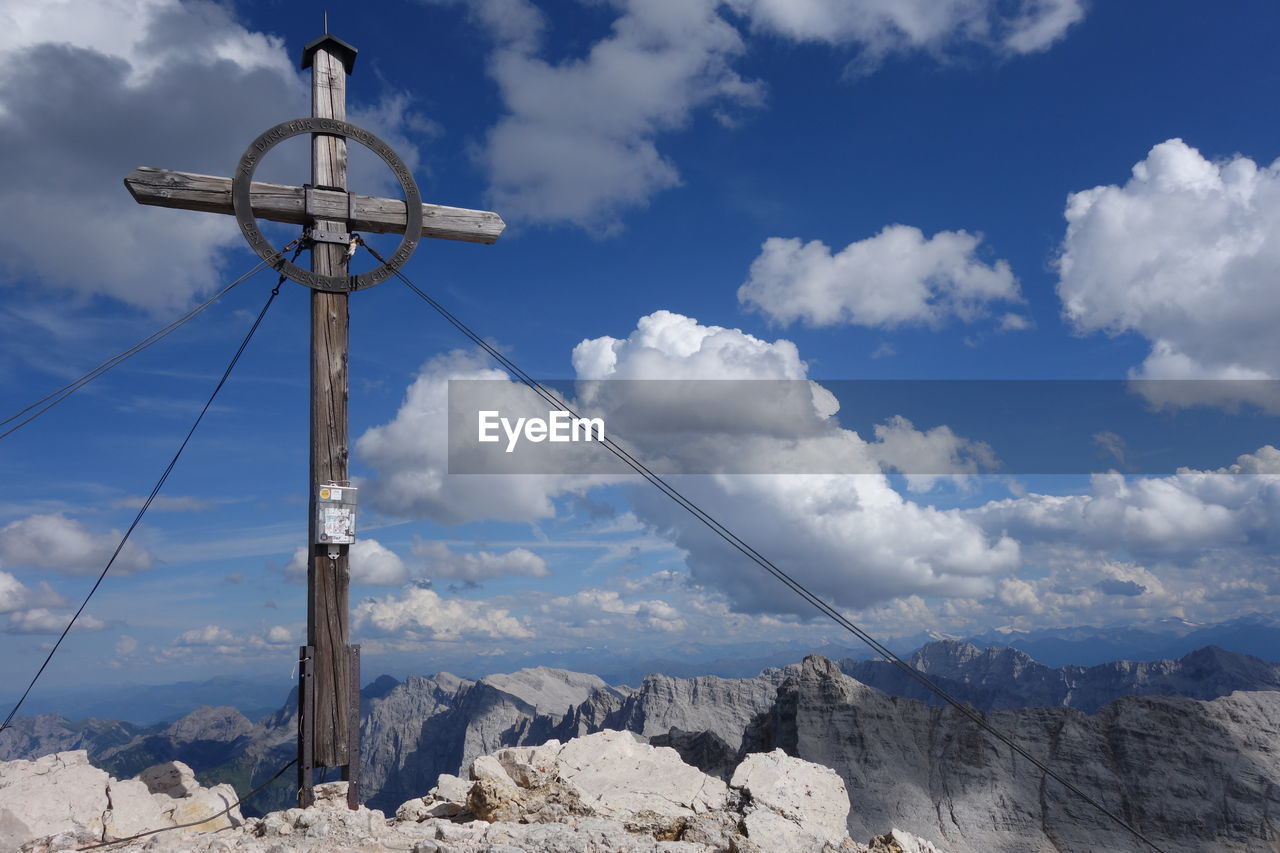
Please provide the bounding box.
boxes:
[124,167,505,244]
[308,42,351,772]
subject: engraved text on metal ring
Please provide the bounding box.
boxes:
[231,118,422,292]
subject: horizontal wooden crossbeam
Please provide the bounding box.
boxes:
[124,166,505,245]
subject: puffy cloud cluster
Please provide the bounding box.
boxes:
[176,624,235,646]
[0,513,153,575]
[0,0,421,312]
[969,446,1280,558]
[1058,139,1280,382]
[284,538,410,587]
[470,0,760,231]
[868,415,998,492]
[360,308,1015,616]
[451,0,1085,230]
[573,311,1020,614]
[572,309,807,380]
[738,227,1020,329]
[166,622,298,659]
[359,304,1280,629]
[350,572,848,656]
[0,0,297,311]
[6,608,106,634]
[353,585,533,640]
[412,539,550,584]
[538,588,687,635]
[0,570,65,614]
[728,0,1084,57]
[356,349,608,523]
[0,563,93,636]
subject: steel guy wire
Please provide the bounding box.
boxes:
[358,238,1169,853]
[0,240,301,441]
[0,244,302,734]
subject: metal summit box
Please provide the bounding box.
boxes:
[315,484,357,544]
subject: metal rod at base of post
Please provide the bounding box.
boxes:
[341,644,361,810]
[298,645,316,808]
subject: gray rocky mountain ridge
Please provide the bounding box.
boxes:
[843,640,1280,712]
[2,644,1278,850]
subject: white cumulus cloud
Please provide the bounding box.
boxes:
[0,0,423,313]
[1058,139,1280,382]
[738,226,1020,329]
[283,538,409,586]
[0,513,152,575]
[356,349,609,524]
[0,570,66,614]
[474,0,761,231]
[575,311,1021,614]
[412,539,550,584]
[450,0,1084,233]
[969,448,1280,558]
[176,624,235,646]
[728,0,1084,58]
[353,585,533,640]
[7,607,106,634]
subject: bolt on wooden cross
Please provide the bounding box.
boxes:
[123,31,503,808]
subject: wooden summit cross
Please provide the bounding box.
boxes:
[124,30,504,808]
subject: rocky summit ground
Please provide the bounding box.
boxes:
[1,731,940,853]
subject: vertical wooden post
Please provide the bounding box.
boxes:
[342,644,362,809]
[304,33,357,781]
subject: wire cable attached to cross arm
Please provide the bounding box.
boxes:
[0,243,303,735]
[357,238,1168,853]
[0,241,302,442]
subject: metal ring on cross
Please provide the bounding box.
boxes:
[232,118,422,292]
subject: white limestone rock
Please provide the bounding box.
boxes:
[0,750,247,850]
[493,740,561,788]
[432,773,472,806]
[104,777,168,841]
[399,773,475,821]
[0,751,109,849]
[10,735,923,852]
[467,753,516,788]
[554,731,729,821]
[731,748,852,848]
[868,828,943,853]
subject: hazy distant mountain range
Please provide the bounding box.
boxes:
[843,641,1280,713]
[8,613,1277,727]
[1,640,1278,850]
[959,612,1280,667]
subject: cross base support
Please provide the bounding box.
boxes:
[297,645,315,808]
[297,644,361,810]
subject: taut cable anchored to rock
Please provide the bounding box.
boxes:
[0,247,301,737]
[357,237,1171,853]
[0,247,295,441]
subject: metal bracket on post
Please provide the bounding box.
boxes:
[298,645,316,808]
[305,225,353,245]
[342,644,361,810]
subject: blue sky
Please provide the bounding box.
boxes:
[2,0,1280,698]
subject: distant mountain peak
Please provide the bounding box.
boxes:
[164,706,254,743]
